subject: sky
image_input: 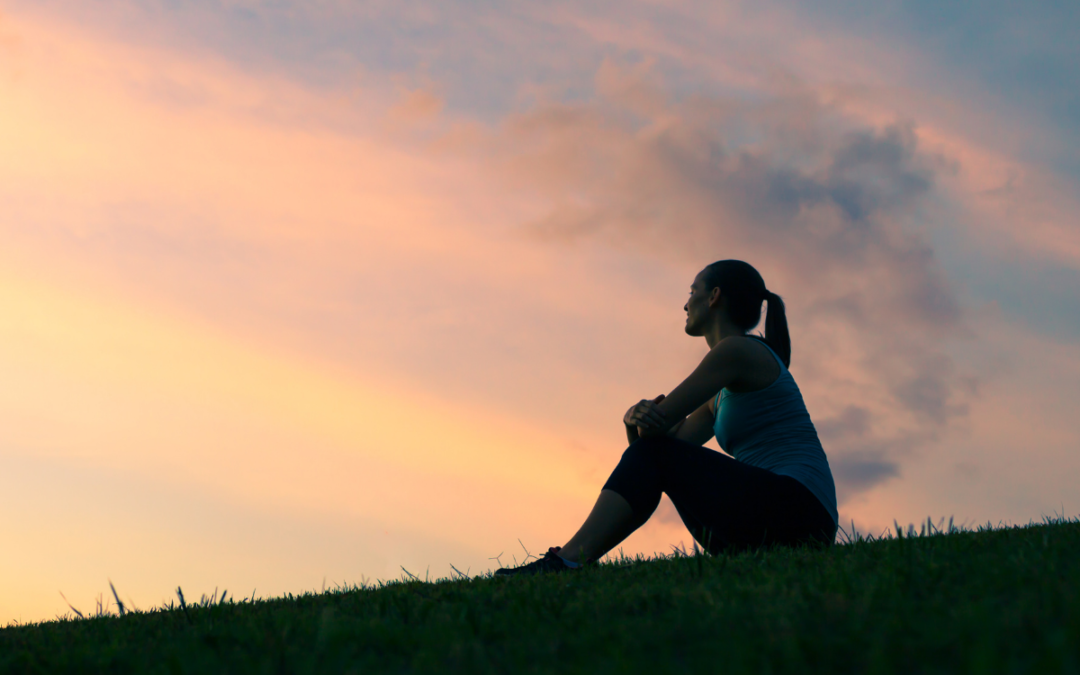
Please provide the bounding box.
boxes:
[1,0,1078,625]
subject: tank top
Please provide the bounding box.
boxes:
[712,339,838,526]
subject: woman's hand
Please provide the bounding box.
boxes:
[624,395,667,441]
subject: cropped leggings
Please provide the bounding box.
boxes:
[602,436,837,555]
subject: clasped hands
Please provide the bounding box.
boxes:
[623,394,667,438]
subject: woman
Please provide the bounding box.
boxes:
[495,260,839,575]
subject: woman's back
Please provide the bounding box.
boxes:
[712,338,839,527]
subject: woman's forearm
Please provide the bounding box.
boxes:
[665,418,686,437]
[630,416,686,443]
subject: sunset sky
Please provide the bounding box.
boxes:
[2,1,1078,625]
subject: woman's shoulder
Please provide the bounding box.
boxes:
[714,334,771,355]
[716,335,783,393]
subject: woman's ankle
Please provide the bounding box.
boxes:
[556,554,581,568]
[555,543,588,565]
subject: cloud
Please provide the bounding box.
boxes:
[446,59,976,502]
[832,456,900,495]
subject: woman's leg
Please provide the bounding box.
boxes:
[566,436,835,562]
[558,490,636,564]
[655,446,836,554]
[557,436,690,564]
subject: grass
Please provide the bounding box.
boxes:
[3,516,1079,674]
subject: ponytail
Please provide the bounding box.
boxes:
[701,260,793,368]
[763,291,791,368]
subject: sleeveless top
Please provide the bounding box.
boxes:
[712,339,839,526]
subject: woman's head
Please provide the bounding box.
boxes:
[683,260,791,367]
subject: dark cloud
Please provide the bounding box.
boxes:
[832,455,900,496]
[892,367,969,426]
[826,125,934,221]
[816,405,873,442]
[816,405,905,501]
[712,123,935,238]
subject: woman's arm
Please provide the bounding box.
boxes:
[669,402,715,445]
[624,395,667,444]
[627,401,714,444]
[638,337,748,438]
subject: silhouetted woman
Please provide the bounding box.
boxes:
[496,260,838,575]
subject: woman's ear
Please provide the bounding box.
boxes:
[708,287,722,308]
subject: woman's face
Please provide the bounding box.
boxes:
[684,272,715,336]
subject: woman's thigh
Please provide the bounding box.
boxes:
[648,438,834,554]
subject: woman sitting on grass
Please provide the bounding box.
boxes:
[496,259,839,576]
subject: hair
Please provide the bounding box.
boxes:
[701,259,791,367]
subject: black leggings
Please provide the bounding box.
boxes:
[603,436,837,555]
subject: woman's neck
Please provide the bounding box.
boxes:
[704,317,745,349]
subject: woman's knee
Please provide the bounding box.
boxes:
[616,436,652,462]
[624,436,702,468]
[625,435,676,454]
[615,437,665,473]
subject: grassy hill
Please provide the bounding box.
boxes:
[3,517,1079,674]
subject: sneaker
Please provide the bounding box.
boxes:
[494,547,582,576]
